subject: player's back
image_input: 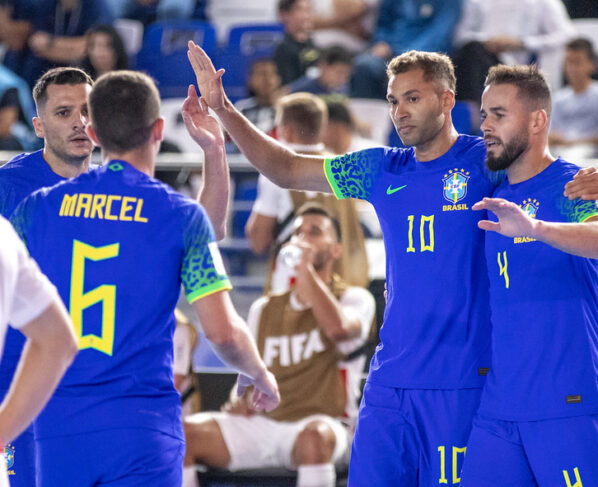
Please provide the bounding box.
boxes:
[12,160,218,439]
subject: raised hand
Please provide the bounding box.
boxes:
[187,40,227,110]
[237,369,280,413]
[564,167,598,201]
[181,84,224,149]
[473,197,538,237]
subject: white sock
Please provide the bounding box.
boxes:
[296,463,336,487]
[182,465,199,487]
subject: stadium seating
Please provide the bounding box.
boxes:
[217,23,284,102]
[136,20,217,98]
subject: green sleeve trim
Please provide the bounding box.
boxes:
[323,157,345,200]
[580,212,598,223]
[187,279,233,303]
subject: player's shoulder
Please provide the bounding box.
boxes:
[0,150,42,178]
[452,134,486,165]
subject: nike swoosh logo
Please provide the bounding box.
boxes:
[386,184,407,195]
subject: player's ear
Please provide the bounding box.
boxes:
[530,109,548,134]
[441,89,455,113]
[85,124,100,146]
[32,117,44,138]
[152,117,164,142]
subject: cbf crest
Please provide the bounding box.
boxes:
[3,443,14,471]
[521,198,539,218]
[443,168,470,203]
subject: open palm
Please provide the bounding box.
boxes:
[181,84,224,148]
[187,40,227,110]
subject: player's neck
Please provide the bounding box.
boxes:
[102,144,156,177]
[43,147,90,179]
[414,124,459,162]
[506,143,555,185]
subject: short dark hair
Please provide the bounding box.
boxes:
[276,92,328,143]
[320,45,352,66]
[32,67,93,111]
[484,64,552,116]
[295,202,341,242]
[386,50,456,92]
[278,0,300,13]
[566,37,596,62]
[324,96,354,129]
[88,70,160,153]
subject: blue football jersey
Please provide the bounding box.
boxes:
[11,160,231,439]
[325,135,496,389]
[480,158,598,421]
[0,150,64,391]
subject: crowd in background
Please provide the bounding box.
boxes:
[0,0,597,154]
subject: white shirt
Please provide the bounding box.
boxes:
[551,81,598,142]
[454,0,575,65]
[0,216,59,360]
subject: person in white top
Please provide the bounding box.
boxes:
[550,38,598,151]
[0,215,77,486]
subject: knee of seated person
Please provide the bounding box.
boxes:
[293,420,337,465]
[183,414,227,466]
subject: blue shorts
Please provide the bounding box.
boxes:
[3,424,35,487]
[36,428,185,486]
[461,413,598,487]
[348,383,482,486]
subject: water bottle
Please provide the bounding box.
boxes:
[279,244,303,268]
[271,245,303,293]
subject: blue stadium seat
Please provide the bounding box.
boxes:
[135,20,217,98]
[216,23,284,102]
[232,176,258,238]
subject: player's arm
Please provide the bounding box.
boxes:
[474,197,598,258]
[186,41,330,193]
[192,291,279,412]
[245,212,276,254]
[0,299,78,445]
[293,244,362,341]
[181,84,229,239]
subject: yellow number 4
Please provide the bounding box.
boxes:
[70,240,119,356]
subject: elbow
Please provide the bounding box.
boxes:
[204,324,237,348]
[214,223,227,241]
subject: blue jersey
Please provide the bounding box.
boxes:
[0,150,64,391]
[325,135,496,389]
[481,159,598,421]
[11,160,231,439]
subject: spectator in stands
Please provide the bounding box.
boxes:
[350,0,463,99]
[322,96,377,154]
[106,0,198,25]
[183,203,376,487]
[311,0,374,53]
[274,0,320,86]
[79,25,128,80]
[0,65,37,151]
[288,45,353,96]
[550,38,598,149]
[452,0,575,106]
[245,92,370,291]
[24,0,114,87]
[0,0,36,83]
[234,58,282,136]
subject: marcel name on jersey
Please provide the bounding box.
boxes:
[58,192,148,223]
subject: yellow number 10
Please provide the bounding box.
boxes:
[407,214,435,253]
[70,240,119,356]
